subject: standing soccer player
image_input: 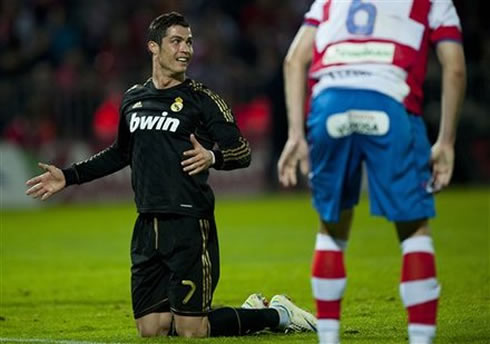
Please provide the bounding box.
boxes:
[278,1,466,343]
[26,12,316,338]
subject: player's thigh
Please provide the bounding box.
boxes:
[131,214,171,320]
[136,312,173,337]
[173,314,209,338]
[361,102,435,221]
[157,215,219,316]
[307,89,363,223]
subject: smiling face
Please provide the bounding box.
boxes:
[148,25,193,78]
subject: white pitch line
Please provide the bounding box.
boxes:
[0,338,132,344]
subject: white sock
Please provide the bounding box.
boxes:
[409,324,435,344]
[318,319,340,344]
[272,306,290,329]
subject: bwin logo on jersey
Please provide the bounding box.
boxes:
[129,112,180,133]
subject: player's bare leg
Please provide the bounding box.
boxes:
[396,219,440,344]
[135,312,172,337]
[313,209,353,344]
[173,315,209,338]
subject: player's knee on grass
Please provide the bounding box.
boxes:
[136,312,172,337]
[174,315,209,338]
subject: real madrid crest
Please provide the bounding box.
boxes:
[171,97,184,112]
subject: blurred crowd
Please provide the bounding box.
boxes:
[1,0,489,184]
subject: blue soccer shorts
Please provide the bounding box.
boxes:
[307,88,435,223]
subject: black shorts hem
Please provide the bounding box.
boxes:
[171,307,209,317]
[134,299,170,319]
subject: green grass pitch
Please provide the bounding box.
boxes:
[1,188,488,343]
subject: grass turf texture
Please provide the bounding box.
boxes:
[1,188,488,343]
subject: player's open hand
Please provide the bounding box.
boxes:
[25,162,66,200]
[182,134,214,176]
[429,141,455,192]
[277,136,309,187]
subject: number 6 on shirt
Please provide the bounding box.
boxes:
[346,0,377,35]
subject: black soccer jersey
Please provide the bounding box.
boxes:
[62,78,251,217]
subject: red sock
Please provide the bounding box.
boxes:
[312,233,346,342]
[400,236,440,343]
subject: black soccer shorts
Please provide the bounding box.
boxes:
[130,213,220,319]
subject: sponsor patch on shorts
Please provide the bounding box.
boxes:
[326,110,389,138]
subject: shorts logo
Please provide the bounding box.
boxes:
[171,97,184,112]
[129,112,180,133]
[326,110,389,138]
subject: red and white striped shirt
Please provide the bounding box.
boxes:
[304,0,462,115]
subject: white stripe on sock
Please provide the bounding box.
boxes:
[318,319,340,331]
[401,236,434,254]
[400,278,440,307]
[408,324,436,344]
[318,319,340,344]
[316,233,342,251]
[312,277,346,301]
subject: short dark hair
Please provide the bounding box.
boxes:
[148,12,190,45]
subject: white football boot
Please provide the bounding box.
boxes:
[241,293,269,309]
[269,294,317,333]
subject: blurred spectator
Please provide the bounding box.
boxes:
[92,85,122,147]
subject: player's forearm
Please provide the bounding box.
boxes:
[63,144,129,186]
[283,58,307,139]
[438,63,466,146]
[436,42,466,146]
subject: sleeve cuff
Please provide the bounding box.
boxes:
[62,166,80,186]
[211,149,224,170]
[304,18,320,27]
[208,150,216,166]
[430,26,462,45]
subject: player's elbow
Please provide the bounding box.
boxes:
[283,55,302,74]
[232,152,251,169]
[445,64,467,90]
[438,43,466,81]
[240,143,252,168]
[218,140,251,170]
[450,65,466,81]
[222,151,251,171]
[283,55,293,71]
[232,140,252,168]
[242,153,252,168]
[283,46,310,75]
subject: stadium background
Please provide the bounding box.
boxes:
[1,0,489,207]
[1,1,489,343]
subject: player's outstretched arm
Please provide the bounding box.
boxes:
[431,41,466,191]
[25,162,66,200]
[182,134,214,176]
[277,25,315,187]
